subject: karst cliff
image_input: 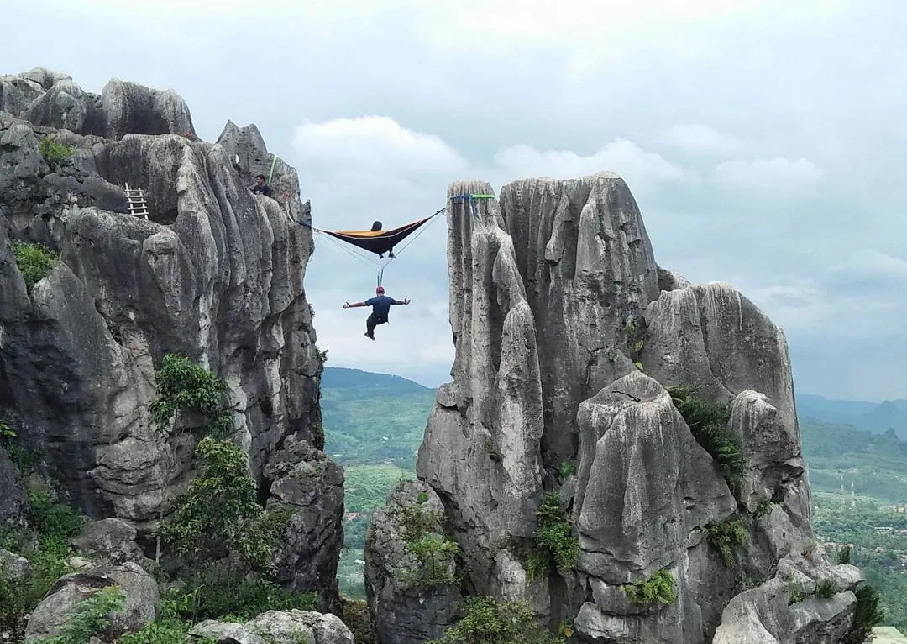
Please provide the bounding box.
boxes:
[0,67,348,642]
[365,175,869,644]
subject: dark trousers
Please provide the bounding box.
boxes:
[366,312,388,335]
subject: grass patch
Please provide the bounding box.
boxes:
[11,242,60,292]
[667,386,747,493]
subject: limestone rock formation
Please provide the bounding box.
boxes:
[365,479,462,644]
[386,174,865,643]
[1,67,194,140]
[0,68,334,602]
[266,435,345,613]
[190,609,355,644]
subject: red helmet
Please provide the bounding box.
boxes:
[376,286,385,294]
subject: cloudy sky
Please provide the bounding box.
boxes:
[8,0,907,401]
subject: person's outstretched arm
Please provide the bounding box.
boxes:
[392,298,411,305]
[343,301,368,308]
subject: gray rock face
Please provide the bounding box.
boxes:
[266,435,344,612]
[575,370,736,584]
[0,548,31,580]
[23,561,159,642]
[364,479,462,644]
[191,610,355,644]
[712,555,863,644]
[1,68,194,140]
[70,518,147,566]
[0,70,330,603]
[402,173,854,643]
[0,445,28,527]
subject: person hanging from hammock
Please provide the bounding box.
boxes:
[343,285,410,340]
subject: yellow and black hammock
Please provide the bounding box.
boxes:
[296,208,445,285]
[295,194,494,285]
[311,216,435,257]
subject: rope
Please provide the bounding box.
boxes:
[375,207,445,285]
[296,205,446,286]
[267,155,279,184]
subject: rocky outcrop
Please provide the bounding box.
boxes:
[394,173,860,643]
[712,554,863,644]
[0,68,331,600]
[70,518,147,566]
[2,67,194,140]
[23,562,159,643]
[191,610,355,644]
[266,435,345,613]
[364,479,462,644]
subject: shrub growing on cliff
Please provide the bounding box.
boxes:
[427,597,565,644]
[623,568,676,607]
[842,583,883,643]
[704,516,748,567]
[666,386,747,493]
[157,436,291,574]
[38,136,73,172]
[11,242,60,292]
[149,353,231,436]
[533,492,579,574]
[394,494,460,590]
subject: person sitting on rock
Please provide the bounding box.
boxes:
[250,174,273,197]
[343,285,410,340]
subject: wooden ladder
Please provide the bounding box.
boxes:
[124,183,149,220]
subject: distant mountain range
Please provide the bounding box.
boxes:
[796,393,907,439]
[321,366,907,441]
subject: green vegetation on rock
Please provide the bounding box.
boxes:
[34,586,126,644]
[145,355,313,625]
[704,516,748,567]
[427,597,565,644]
[393,491,460,590]
[623,568,677,607]
[0,478,86,639]
[157,436,293,574]
[667,386,747,493]
[149,353,232,437]
[37,136,72,171]
[11,242,60,292]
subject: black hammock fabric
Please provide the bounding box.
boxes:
[303,216,433,256]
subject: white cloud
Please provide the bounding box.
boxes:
[293,116,467,175]
[666,125,745,155]
[493,139,688,194]
[713,157,822,194]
